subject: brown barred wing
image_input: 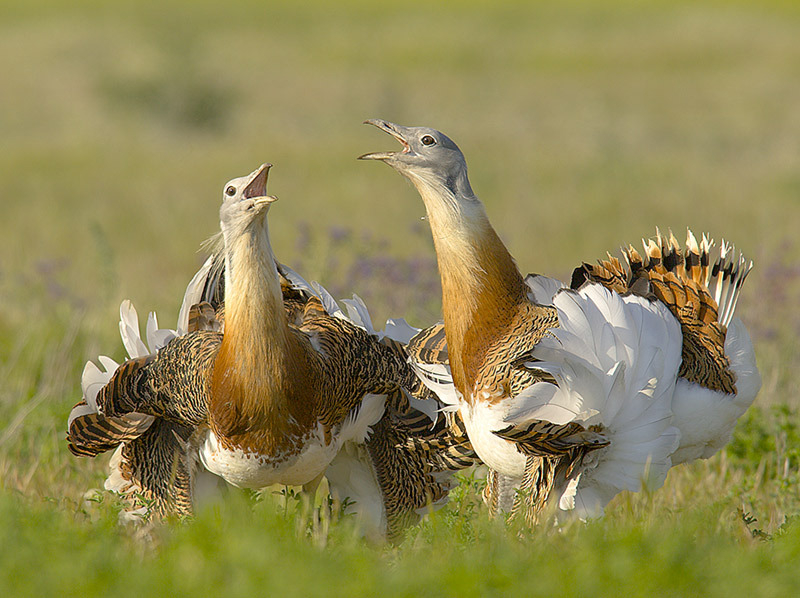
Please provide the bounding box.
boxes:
[494,420,609,459]
[384,387,478,472]
[406,322,449,365]
[365,415,451,542]
[67,405,153,457]
[105,418,197,519]
[96,331,220,426]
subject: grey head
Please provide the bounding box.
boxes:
[219,163,278,242]
[359,119,475,199]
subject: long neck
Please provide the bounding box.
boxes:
[409,173,530,398]
[211,224,307,436]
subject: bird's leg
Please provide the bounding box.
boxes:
[302,470,325,496]
[483,467,522,518]
[510,456,556,527]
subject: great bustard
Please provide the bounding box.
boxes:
[360,120,760,522]
[67,164,476,539]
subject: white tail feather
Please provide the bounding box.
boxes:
[325,444,386,540]
[400,388,441,424]
[311,281,347,319]
[277,262,318,297]
[409,361,461,410]
[382,318,421,345]
[79,358,118,413]
[669,317,761,464]
[698,238,752,329]
[342,295,375,333]
[509,284,683,517]
[338,393,386,445]
[118,301,149,359]
[524,274,566,306]
[176,256,215,335]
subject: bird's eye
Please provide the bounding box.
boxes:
[225,186,236,196]
[421,135,436,146]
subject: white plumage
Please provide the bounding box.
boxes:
[487,283,682,517]
[669,317,761,464]
[325,444,386,539]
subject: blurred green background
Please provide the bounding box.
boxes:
[2,0,800,594]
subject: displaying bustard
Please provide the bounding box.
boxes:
[360,120,760,522]
[67,163,476,539]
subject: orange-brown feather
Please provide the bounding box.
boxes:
[437,221,532,400]
[208,228,322,454]
[210,312,321,454]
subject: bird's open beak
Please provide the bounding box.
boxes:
[243,163,279,205]
[251,196,278,209]
[358,119,412,161]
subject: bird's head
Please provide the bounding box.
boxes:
[359,119,474,199]
[219,163,278,242]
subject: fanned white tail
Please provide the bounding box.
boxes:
[621,230,761,467]
[509,284,683,518]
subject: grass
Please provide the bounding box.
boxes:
[2,0,800,594]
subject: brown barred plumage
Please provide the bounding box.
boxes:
[494,421,609,458]
[406,323,449,364]
[483,468,521,517]
[66,403,152,457]
[392,324,479,470]
[365,415,448,541]
[510,456,556,527]
[111,419,196,519]
[187,301,221,334]
[95,331,219,427]
[68,164,469,539]
[570,228,750,394]
[396,410,478,473]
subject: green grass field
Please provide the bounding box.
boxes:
[3,0,800,594]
